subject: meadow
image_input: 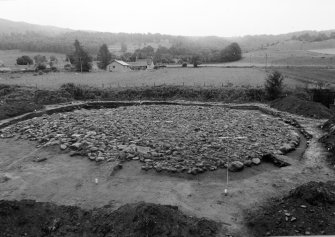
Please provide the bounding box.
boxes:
[208,48,335,67]
[309,48,335,55]
[0,67,305,89]
[0,48,334,90]
[276,67,335,87]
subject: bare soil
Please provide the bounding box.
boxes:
[0,200,219,237]
[270,95,334,119]
[0,112,334,236]
[246,181,335,236]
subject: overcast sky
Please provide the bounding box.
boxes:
[0,0,334,37]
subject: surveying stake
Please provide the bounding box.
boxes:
[225,148,229,196]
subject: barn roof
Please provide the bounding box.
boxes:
[113,60,130,66]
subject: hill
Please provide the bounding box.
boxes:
[0,18,334,59]
[0,18,72,36]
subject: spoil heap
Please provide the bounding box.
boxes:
[247,181,335,236]
[270,95,334,119]
[0,200,219,237]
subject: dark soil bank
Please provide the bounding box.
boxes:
[270,95,334,119]
[0,200,220,237]
[246,181,335,236]
[320,117,335,167]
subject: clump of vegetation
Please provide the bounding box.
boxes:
[97,44,113,70]
[60,83,100,100]
[66,40,92,72]
[16,55,33,65]
[265,70,284,100]
[220,42,242,62]
[33,55,47,64]
[35,63,47,71]
[1,81,317,121]
[0,85,43,120]
[191,55,201,68]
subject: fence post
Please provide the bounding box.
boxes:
[203,82,205,87]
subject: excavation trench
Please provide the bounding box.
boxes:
[0,102,317,237]
[0,102,308,174]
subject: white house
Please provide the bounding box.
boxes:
[107,60,130,72]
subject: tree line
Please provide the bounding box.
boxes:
[292,32,335,42]
[120,42,242,64]
[16,39,242,72]
[0,31,228,55]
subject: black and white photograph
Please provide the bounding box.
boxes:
[0,0,335,236]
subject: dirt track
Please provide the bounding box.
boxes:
[0,113,334,236]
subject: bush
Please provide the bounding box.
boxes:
[51,66,58,72]
[220,43,242,62]
[64,64,73,71]
[59,83,101,100]
[34,90,72,105]
[265,70,284,100]
[191,55,201,68]
[35,63,47,71]
[16,56,33,65]
[182,62,187,67]
[60,83,84,100]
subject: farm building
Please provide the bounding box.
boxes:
[129,59,154,70]
[107,60,131,72]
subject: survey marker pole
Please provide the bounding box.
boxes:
[225,147,229,196]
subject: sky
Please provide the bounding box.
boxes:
[0,0,334,37]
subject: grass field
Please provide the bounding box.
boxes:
[0,67,305,89]
[309,48,335,55]
[0,48,334,90]
[276,67,335,87]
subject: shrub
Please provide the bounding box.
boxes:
[182,62,187,67]
[34,90,72,105]
[60,83,84,99]
[64,64,73,71]
[220,43,242,62]
[35,63,47,71]
[51,66,58,72]
[16,56,33,65]
[191,55,201,68]
[264,70,284,100]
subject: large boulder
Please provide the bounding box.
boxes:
[262,153,291,167]
[228,161,244,172]
[252,158,261,165]
[279,143,294,153]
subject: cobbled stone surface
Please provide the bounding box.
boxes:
[0,105,297,174]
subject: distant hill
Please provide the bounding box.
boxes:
[0,18,334,56]
[0,18,72,36]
